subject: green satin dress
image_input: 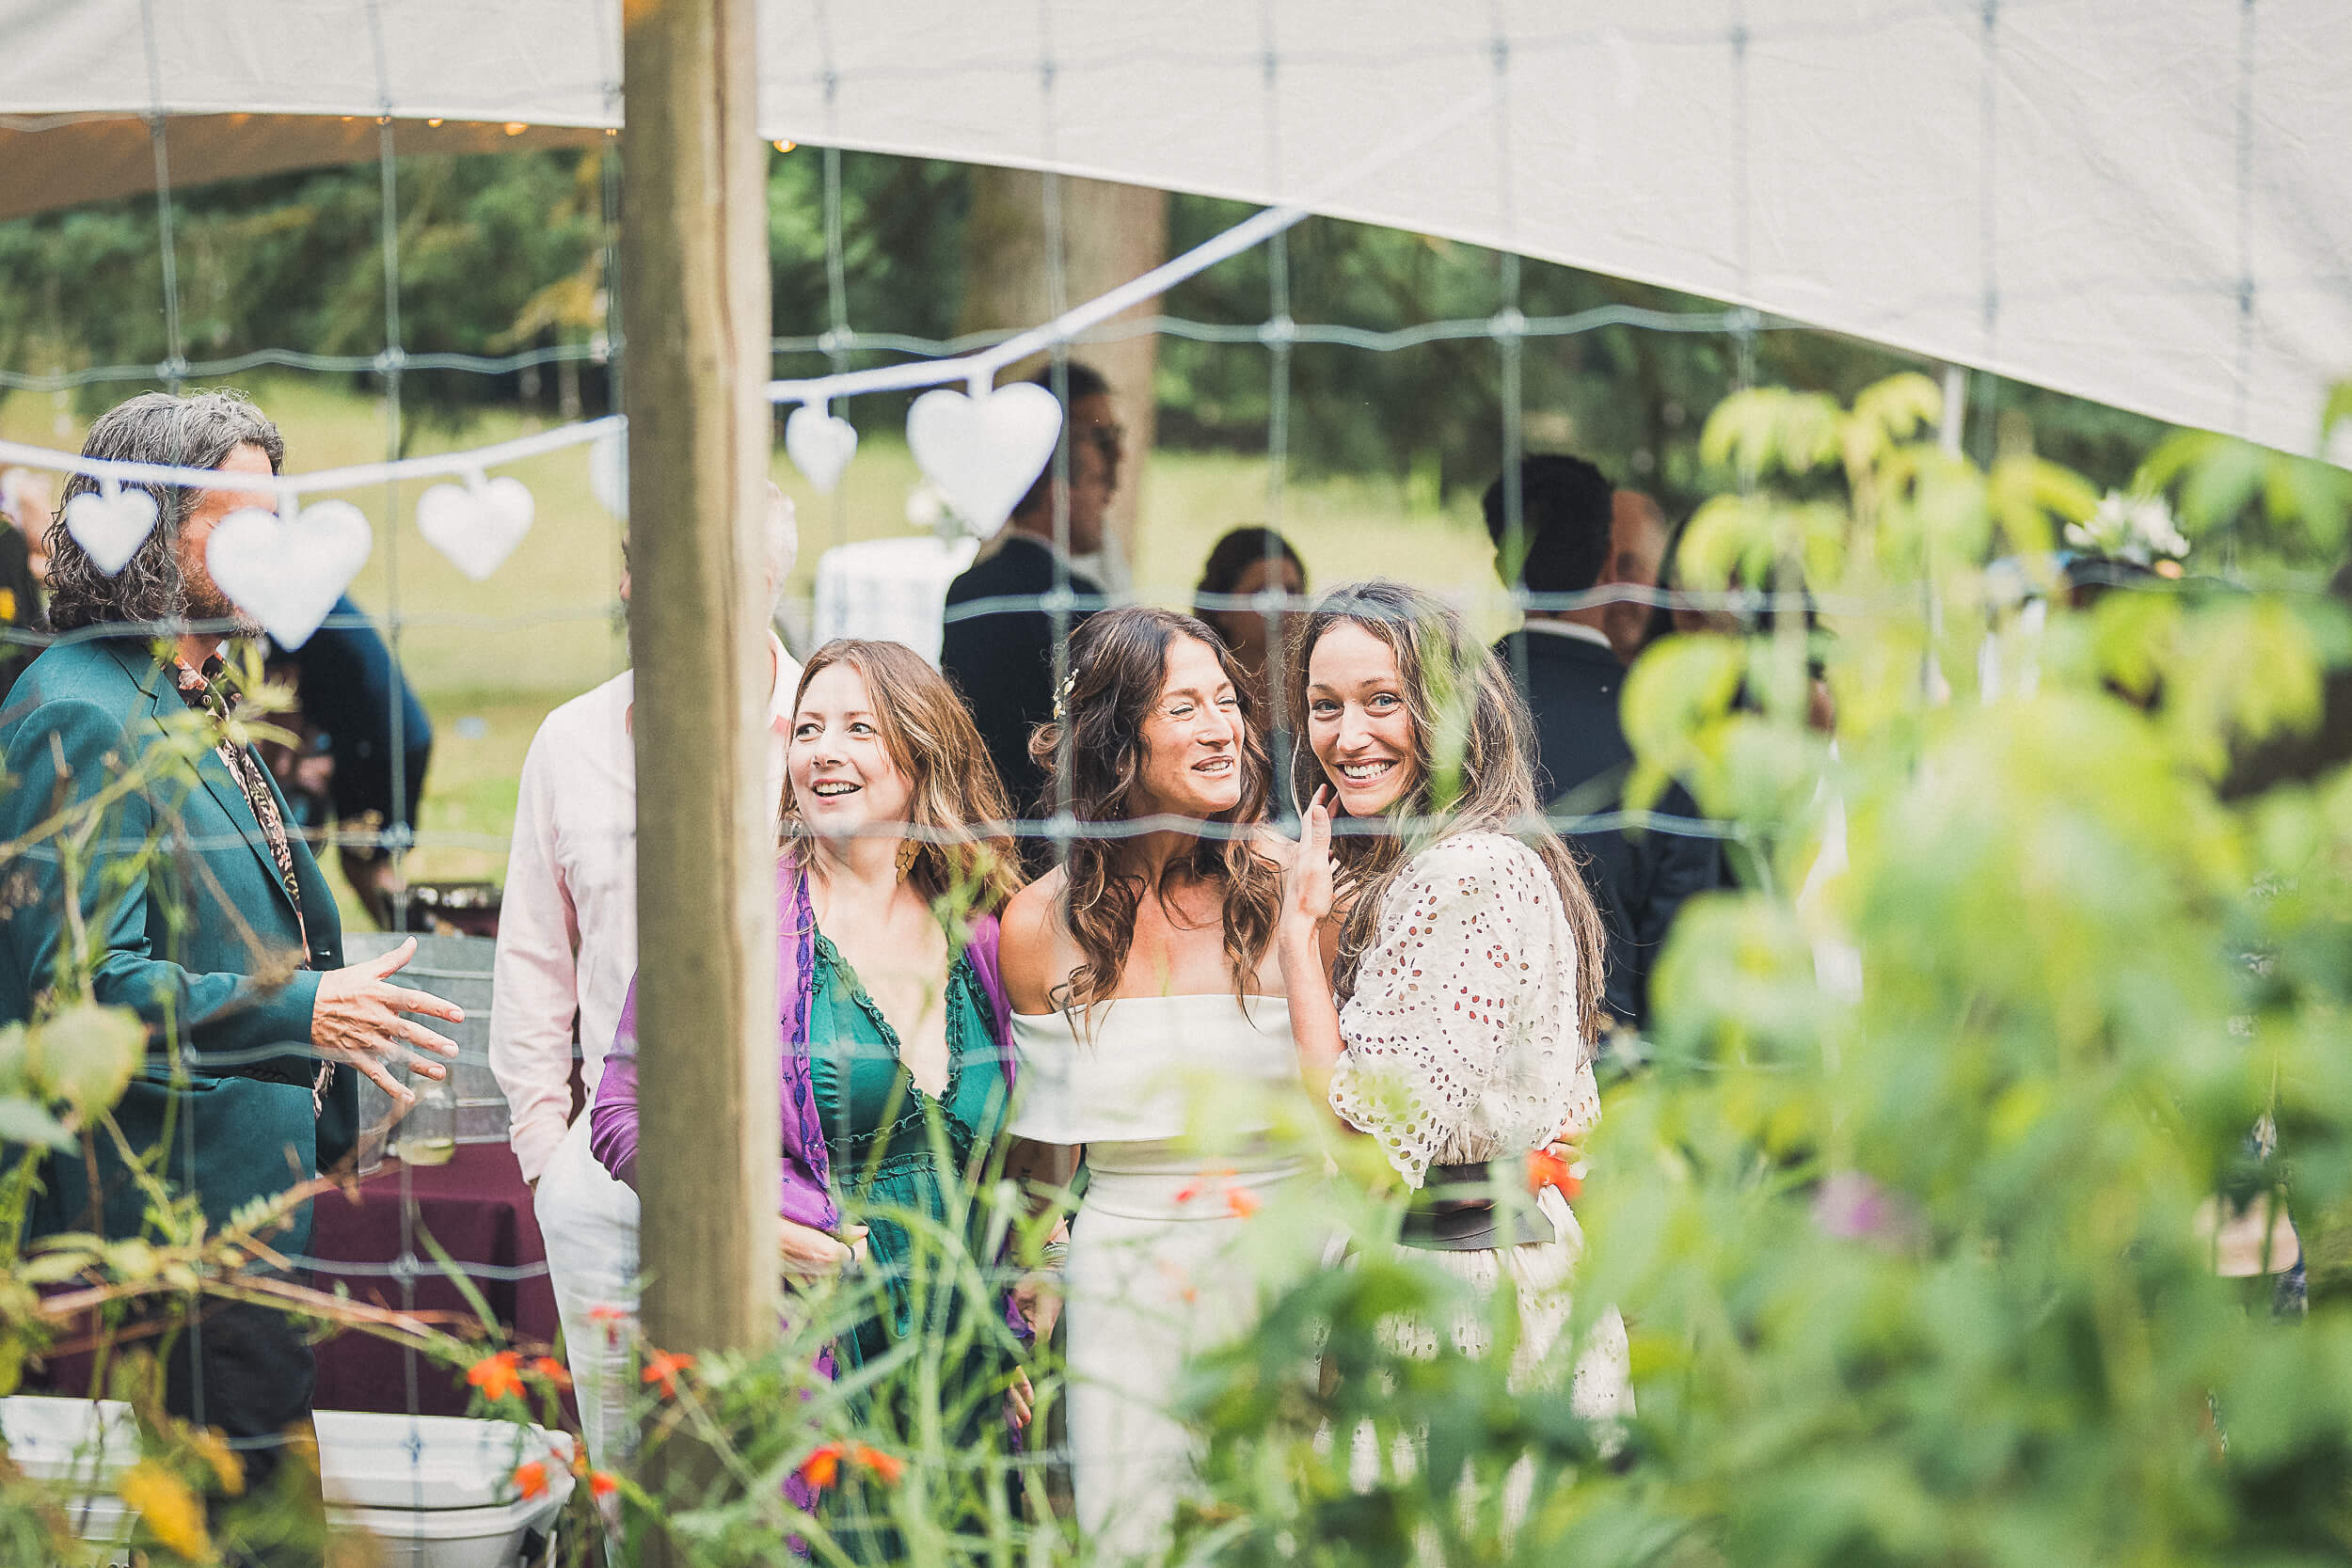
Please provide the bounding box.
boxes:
[806,928,1014,1383]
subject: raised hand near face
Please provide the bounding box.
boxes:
[1280,785,1337,934]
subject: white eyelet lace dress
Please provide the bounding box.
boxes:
[1010,993,1312,1564]
[1328,831,1633,1415]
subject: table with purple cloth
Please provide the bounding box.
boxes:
[306,1142,560,1417]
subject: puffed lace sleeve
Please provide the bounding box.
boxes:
[1329,833,1597,1187]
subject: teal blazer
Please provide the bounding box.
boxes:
[0,636,357,1257]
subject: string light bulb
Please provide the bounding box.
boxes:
[503,121,528,136]
[773,139,797,153]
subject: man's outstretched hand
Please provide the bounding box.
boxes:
[310,936,465,1103]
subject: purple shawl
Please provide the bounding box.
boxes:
[589,856,1018,1225]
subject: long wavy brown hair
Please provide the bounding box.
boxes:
[1287,579,1609,1045]
[1027,606,1284,1017]
[781,639,1024,915]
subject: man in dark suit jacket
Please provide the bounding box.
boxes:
[1487,454,1722,1037]
[940,362,1120,854]
[272,593,435,924]
[0,391,461,1561]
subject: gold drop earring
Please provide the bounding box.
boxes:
[895,839,920,880]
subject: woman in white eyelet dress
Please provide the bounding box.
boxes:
[1278,580,1634,1419]
[1323,831,1631,1405]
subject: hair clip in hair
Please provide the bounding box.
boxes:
[1053,671,1076,722]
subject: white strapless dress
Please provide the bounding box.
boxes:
[1010,994,1309,1564]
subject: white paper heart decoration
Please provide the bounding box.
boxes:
[417,476,534,581]
[589,431,628,520]
[63,487,158,576]
[785,404,859,495]
[205,499,373,650]
[906,383,1063,534]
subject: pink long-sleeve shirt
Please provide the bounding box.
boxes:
[488,636,801,1182]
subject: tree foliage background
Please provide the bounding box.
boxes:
[1,147,2187,520]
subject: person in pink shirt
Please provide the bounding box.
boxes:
[488,485,801,1463]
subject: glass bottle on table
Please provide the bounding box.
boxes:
[396,1067,457,1167]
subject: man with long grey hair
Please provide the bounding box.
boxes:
[1,388,464,1565]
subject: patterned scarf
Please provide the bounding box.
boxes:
[169,652,332,1113]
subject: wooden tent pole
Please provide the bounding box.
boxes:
[619,0,780,1525]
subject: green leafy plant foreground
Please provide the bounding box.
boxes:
[8,383,2352,1566]
[1176,377,2352,1568]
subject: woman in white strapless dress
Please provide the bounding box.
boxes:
[998,607,1301,1562]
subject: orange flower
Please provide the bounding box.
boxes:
[850,1444,905,1484]
[1174,1166,1235,1205]
[467,1350,525,1402]
[589,1470,620,1499]
[531,1355,573,1390]
[1527,1149,1581,1200]
[641,1350,696,1398]
[1224,1186,1262,1219]
[588,1304,632,1348]
[513,1461,548,1499]
[798,1442,845,1490]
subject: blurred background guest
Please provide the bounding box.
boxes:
[1646,514,1838,735]
[0,467,53,707]
[1603,489,1671,664]
[1193,525,1307,727]
[261,595,436,927]
[1637,515,1731,648]
[1,467,54,587]
[941,360,1121,848]
[1488,454,1720,1039]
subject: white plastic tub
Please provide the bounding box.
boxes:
[1,1398,573,1568]
[0,1397,139,1566]
[319,1410,575,1568]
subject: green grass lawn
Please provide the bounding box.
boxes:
[6,375,1508,911]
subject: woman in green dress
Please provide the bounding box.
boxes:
[595,637,1036,1552]
[780,640,1033,1456]
[803,908,1016,1389]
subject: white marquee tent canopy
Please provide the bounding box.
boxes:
[2,0,2346,463]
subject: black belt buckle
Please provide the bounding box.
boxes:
[1397,1161,1555,1252]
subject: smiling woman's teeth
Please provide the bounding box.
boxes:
[812,782,859,796]
[1340,761,1393,781]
